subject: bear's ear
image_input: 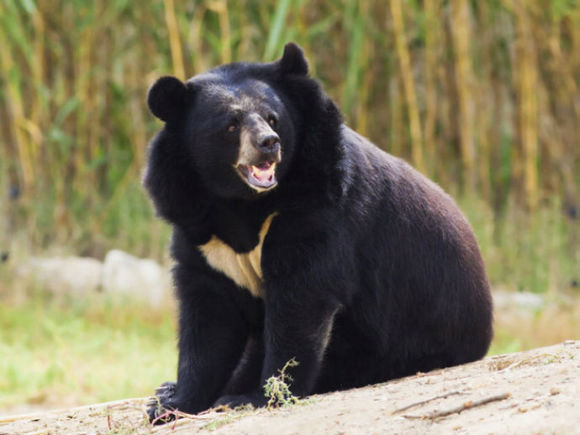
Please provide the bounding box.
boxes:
[278,42,309,76]
[147,76,188,122]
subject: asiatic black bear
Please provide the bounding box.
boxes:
[144,42,493,422]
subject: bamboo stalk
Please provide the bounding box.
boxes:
[449,0,476,191]
[0,21,35,191]
[475,1,493,203]
[30,4,46,159]
[436,63,452,188]
[389,75,404,158]
[189,4,207,74]
[264,0,291,61]
[207,0,232,64]
[488,16,506,215]
[343,0,363,123]
[356,1,372,137]
[545,7,578,205]
[424,0,441,178]
[390,0,425,173]
[164,0,186,79]
[513,0,539,211]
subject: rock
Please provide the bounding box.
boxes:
[101,250,167,307]
[493,291,545,311]
[19,257,103,295]
[17,251,168,307]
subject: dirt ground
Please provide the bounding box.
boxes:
[1,341,578,435]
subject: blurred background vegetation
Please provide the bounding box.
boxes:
[0,0,578,414]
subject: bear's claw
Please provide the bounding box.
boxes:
[147,381,177,424]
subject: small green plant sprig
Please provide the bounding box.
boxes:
[263,358,300,409]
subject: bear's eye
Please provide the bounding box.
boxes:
[267,115,277,128]
[227,118,240,133]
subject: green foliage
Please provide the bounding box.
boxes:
[0,291,177,409]
[264,358,300,409]
[263,0,292,61]
[488,328,522,356]
[0,1,577,280]
[461,196,578,294]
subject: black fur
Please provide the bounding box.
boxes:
[144,42,493,423]
[147,76,188,123]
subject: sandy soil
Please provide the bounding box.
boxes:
[1,341,578,435]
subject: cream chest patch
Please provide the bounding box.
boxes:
[198,213,276,298]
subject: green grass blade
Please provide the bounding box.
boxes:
[264,0,291,61]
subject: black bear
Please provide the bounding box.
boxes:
[144,43,493,422]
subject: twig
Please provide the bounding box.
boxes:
[150,408,220,426]
[499,353,560,372]
[392,390,465,414]
[0,398,145,424]
[402,392,511,420]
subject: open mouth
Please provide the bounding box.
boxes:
[237,161,278,191]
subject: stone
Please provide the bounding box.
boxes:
[20,257,103,295]
[101,249,166,307]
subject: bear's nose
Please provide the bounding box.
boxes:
[258,133,280,153]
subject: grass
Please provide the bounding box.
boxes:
[489,297,580,356]
[1,275,576,414]
[0,287,177,413]
[459,195,578,295]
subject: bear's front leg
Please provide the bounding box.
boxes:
[257,224,345,400]
[148,267,249,423]
[260,291,340,398]
[212,295,338,411]
[211,231,343,410]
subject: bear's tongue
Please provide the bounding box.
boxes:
[249,162,276,188]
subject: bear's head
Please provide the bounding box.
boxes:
[144,43,344,237]
[146,43,318,200]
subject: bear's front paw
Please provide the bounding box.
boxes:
[213,392,267,410]
[147,381,178,424]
